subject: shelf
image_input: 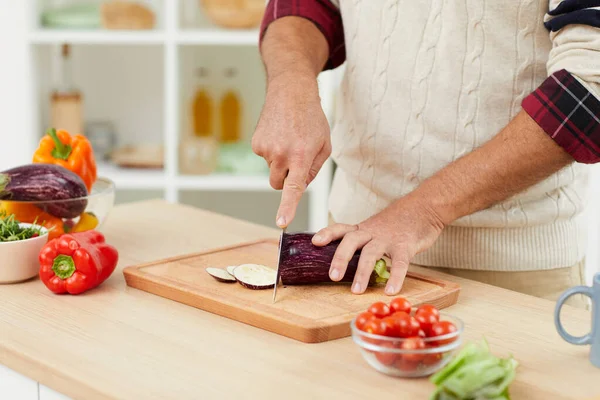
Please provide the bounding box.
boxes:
[29,29,165,45]
[177,173,272,191]
[28,29,260,46]
[97,162,301,192]
[97,162,166,190]
[177,29,259,46]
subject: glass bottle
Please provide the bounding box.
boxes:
[50,43,84,135]
[192,67,213,138]
[180,66,218,175]
[219,68,242,143]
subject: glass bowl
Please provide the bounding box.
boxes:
[350,312,464,378]
[0,177,115,240]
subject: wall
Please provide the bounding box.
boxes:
[0,1,36,170]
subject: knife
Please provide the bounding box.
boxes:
[272,227,286,303]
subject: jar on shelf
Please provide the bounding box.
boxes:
[179,136,219,175]
[200,0,265,29]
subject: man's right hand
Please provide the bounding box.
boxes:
[251,73,331,228]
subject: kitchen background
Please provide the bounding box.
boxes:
[1,0,598,284]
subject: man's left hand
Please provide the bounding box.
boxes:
[311,196,445,296]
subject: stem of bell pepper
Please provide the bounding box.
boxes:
[52,255,76,279]
[48,128,72,160]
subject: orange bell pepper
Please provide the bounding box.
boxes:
[32,128,97,192]
[0,202,65,240]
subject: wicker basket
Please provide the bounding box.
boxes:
[101,1,156,30]
[200,0,265,29]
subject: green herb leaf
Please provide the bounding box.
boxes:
[0,211,44,242]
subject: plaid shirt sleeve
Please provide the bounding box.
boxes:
[522,70,600,163]
[521,0,600,164]
[259,0,346,71]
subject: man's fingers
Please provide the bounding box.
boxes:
[276,167,308,227]
[329,231,372,282]
[269,160,288,190]
[306,143,331,185]
[385,246,411,296]
[352,241,386,294]
[312,223,359,246]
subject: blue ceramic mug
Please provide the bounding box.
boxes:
[554,272,599,368]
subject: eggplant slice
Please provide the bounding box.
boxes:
[226,265,237,277]
[206,267,237,283]
[233,264,276,290]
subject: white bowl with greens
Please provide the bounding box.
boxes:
[0,215,49,284]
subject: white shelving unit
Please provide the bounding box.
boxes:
[18,0,338,232]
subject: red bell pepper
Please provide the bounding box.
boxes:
[38,230,118,295]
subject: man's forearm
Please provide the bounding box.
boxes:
[406,110,574,225]
[261,16,330,83]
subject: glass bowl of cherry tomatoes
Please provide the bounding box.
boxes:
[350,297,464,378]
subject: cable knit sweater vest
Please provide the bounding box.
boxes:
[328,0,589,271]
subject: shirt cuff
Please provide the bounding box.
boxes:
[522,69,600,164]
[259,0,346,71]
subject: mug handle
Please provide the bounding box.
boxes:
[554,285,593,345]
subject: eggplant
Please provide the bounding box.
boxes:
[0,164,88,219]
[278,233,389,286]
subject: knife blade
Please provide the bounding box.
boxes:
[272,227,286,303]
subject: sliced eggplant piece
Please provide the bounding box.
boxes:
[226,265,237,277]
[206,267,236,283]
[233,263,276,290]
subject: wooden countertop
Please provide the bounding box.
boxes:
[0,200,597,400]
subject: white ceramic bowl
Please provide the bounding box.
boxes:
[0,223,49,284]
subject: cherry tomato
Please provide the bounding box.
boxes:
[363,318,386,335]
[417,329,426,338]
[394,357,420,372]
[408,317,421,337]
[422,351,443,366]
[389,297,412,314]
[415,304,440,319]
[429,320,458,345]
[415,311,438,336]
[393,313,421,338]
[374,343,397,366]
[355,311,376,331]
[401,336,426,363]
[362,319,388,346]
[391,311,410,320]
[381,316,401,337]
[368,301,391,319]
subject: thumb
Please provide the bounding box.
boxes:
[276,167,308,228]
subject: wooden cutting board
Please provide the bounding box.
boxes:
[123,239,461,343]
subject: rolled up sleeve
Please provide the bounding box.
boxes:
[259,0,346,70]
[522,0,600,164]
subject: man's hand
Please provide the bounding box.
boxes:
[313,110,574,295]
[312,195,445,296]
[252,74,331,228]
[253,16,332,228]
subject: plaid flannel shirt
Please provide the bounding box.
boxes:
[260,0,600,164]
